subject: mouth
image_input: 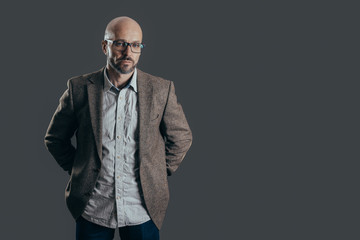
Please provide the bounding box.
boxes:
[119,57,134,64]
[121,60,133,64]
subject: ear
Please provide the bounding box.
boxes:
[101,40,108,55]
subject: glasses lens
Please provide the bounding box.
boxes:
[130,43,142,53]
[110,41,143,53]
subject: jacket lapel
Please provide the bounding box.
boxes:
[137,69,154,154]
[87,68,104,160]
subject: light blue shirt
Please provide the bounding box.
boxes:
[82,68,150,228]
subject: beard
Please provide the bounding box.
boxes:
[108,56,137,74]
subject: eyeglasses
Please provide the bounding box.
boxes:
[105,39,145,53]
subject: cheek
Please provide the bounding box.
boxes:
[110,53,123,61]
[108,49,120,58]
[134,55,141,63]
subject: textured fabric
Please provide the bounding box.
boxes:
[82,69,150,228]
[44,68,192,229]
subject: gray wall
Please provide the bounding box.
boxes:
[0,1,358,239]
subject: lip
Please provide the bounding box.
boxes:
[120,60,133,64]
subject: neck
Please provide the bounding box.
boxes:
[106,66,134,89]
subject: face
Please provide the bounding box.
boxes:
[102,24,142,75]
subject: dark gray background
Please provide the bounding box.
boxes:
[0,0,358,239]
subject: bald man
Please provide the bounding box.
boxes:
[45,16,192,240]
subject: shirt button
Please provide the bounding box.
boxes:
[117,156,120,159]
[117,136,120,139]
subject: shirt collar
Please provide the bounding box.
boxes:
[103,68,138,93]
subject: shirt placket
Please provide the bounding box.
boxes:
[114,88,128,226]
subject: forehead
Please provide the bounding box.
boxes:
[111,26,142,42]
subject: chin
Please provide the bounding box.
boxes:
[117,66,135,74]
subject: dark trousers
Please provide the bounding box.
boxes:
[76,216,160,240]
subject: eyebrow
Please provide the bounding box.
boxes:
[114,39,141,43]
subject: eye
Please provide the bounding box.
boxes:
[131,43,141,48]
[114,41,125,47]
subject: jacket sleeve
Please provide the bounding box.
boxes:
[44,80,78,174]
[160,81,192,176]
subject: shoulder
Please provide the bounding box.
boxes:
[137,69,171,87]
[67,68,104,86]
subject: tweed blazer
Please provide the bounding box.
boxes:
[44,68,192,229]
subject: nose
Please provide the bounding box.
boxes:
[123,44,133,54]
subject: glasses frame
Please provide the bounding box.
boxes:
[105,39,145,53]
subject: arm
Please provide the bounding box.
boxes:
[160,81,192,176]
[44,80,78,174]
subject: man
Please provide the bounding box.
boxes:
[44,16,192,240]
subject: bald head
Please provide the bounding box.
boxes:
[104,16,142,41]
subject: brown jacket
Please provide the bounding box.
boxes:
[44,68,192,229]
